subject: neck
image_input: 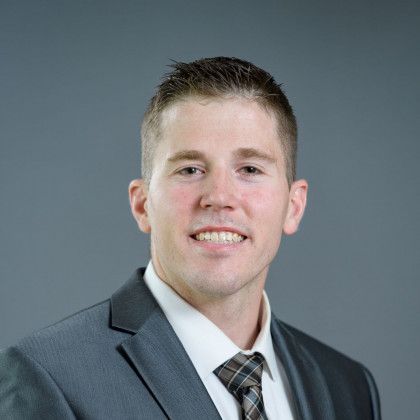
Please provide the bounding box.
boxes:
[150,255,268,349]
[169,273,266,350]
[195,289,265,349]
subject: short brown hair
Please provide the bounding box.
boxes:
[141,57,297,187]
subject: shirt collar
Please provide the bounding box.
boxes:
[143,261,277,382]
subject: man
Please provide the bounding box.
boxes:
[0,57,381,419]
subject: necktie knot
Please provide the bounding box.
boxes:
[214,352,268,419]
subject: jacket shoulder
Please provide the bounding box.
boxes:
[15,299,111,354]
[274,317,373,379]
[0,299,130,418]
[272,317,381,419]
[275,318,360,365]
[10,298,129,376]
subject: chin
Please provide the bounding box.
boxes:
[188,271,251,298]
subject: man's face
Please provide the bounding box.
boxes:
[130,97,307,304]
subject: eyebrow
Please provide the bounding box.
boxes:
[167,150,206,163]
[233,148,276,163]
[167,148,276,164]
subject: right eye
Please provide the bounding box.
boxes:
[177,167,204,176]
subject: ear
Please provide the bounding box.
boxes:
[283,179,308,235]
[128,179,151,233]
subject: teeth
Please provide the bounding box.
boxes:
[194,231,245,244]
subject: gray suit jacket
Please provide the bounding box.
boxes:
[0,268,381,419]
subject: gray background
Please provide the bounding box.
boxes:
[1,0,419,418]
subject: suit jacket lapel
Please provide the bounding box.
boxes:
[271,315,335,420]
[111,268,221,420]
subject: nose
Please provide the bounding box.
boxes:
[199,168,239,211]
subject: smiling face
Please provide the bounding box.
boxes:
[130,97,307,306]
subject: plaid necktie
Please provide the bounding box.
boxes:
[214,352,268,420]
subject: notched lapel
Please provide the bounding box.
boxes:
[271,317,335,420]
[120,313,221,420]
[111,268,221,420]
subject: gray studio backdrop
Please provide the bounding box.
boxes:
[1,0,419,418]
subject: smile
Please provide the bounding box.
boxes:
[194,231,246,244]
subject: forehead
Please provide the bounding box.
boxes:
[158,97,282,155]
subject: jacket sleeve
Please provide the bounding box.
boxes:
[362,365,382,420]
[0,347,76,420]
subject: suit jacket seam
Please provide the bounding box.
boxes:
[361,363,382,420]
[16,347,76,417]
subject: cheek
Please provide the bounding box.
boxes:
[169,185,194,202]
[153,185,197,225]
[242,186,288,237]
[242,187,287,218]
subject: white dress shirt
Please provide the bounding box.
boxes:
[144,261,295,420]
